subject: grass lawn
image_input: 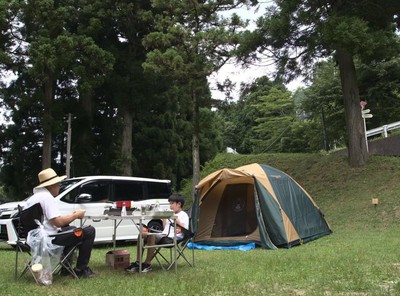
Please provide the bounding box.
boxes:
[1,153,399,295]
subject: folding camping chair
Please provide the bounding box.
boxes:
[13,203,81,283]
[153,221,195,270]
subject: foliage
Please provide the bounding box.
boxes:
[298,60,347,150]
[0,185,6,203]
[219,76,284,153]
[0,0,114,194]
[89,0,159,176]
[0,75,49,197]
[251,87,295,152]
[142,0,255,189]
[219,76,321,154]
[357,53,400,130]
[0,0,227,198]
[1,1,400,200]
[239,0,400,167]
[294,49,400,149]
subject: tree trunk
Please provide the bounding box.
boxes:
[192,88,200,196]
[74,89,94,175]
[321,107,328,151]
[120,109,133,176]
[41,73,54,169]
[336,48,368,167]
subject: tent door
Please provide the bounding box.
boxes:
[211,183,257,237]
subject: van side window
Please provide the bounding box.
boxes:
[61,180,110,203]
[61,187,79,203]
[147,182,171,199]
[113,181,144,201]
[79,181,110,202]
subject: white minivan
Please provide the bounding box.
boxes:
[0,175,172,245]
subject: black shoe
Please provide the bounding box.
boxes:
[125,261,140,273]
[60,267,72,276]
[141,263,152,273]
[74,266,96,278]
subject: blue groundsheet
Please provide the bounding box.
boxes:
[187,242,256,251]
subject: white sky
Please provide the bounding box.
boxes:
[0,71,17,125]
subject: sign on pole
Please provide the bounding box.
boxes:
[362,113,373,119]
[360,102,373,152]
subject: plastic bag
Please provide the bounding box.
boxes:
[26,220,64,286]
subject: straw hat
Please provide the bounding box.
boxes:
[35,168,67,188]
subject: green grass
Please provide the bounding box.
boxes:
[1,153,400,295]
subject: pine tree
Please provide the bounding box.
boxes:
[239,0,400,167]
[142,0,253,192]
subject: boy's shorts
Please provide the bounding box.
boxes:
[156,234,173,244]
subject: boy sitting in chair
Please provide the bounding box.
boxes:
[126,193,189,272]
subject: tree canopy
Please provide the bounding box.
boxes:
[239,0,400,167]
[1,1,400,200]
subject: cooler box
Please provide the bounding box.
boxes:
[115,201,131,208]
[105,250,130,269]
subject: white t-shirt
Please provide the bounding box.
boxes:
[162,210,189,240]
[25,187,61,235]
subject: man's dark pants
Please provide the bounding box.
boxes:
[52,225,96,270]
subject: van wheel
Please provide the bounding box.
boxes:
[147,220,163,232]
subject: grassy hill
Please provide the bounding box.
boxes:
[183,152,400,233]
[2,153,399,295]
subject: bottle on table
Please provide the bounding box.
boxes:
[121,202,127,216]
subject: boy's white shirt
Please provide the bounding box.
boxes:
[162,210,189,240]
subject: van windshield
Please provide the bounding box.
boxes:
[60,178,84,195]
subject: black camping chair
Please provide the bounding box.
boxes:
[13,203,43,284]
[153,220,195,270]
[13,203,82,282]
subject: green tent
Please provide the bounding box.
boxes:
[192,163,332,249]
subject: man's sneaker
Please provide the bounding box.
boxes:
[74,266,96,278]
[141,263,152,273]
[60,267,72,276]
[125,261,140,273]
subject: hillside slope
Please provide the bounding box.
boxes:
[185,153,400,232]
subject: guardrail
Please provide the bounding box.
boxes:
[366,121,400,138]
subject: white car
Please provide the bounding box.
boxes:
[0,175,172,245]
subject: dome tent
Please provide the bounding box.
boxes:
[192,163,332,249]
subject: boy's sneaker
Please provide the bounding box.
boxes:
[141,263,152,273]
[125,261,140,272]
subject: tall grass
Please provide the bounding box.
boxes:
[1,153,399,295]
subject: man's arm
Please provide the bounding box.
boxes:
[50,209,85,228]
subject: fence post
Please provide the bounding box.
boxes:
[383,125,388,138]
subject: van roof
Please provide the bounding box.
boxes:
[65,175,171,183]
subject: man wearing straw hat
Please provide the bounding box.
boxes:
[25,168,97,278]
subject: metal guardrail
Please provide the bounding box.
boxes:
[366,121,400,138]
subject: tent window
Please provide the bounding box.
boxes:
[211,183,257,237]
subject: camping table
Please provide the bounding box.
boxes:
[81,211,178,273]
